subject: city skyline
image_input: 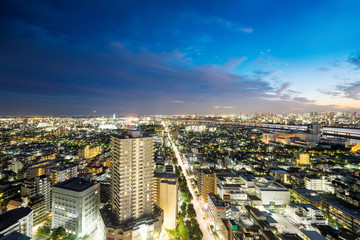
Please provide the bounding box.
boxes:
[1,1,360,115]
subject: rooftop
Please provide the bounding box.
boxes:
[0,208,32,232]
[208,193,225,208]
[53,177,96,192]
[154,172,178,179]
[301,230,327,240]
[0,231,31,240]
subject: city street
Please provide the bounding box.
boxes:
[164,123,215,240]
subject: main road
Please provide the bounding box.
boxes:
[163,122,215,240]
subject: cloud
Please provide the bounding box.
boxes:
[292,97,315,103]
[276,82,291,97]
[0,2,348,115]
[253,70,277,76]
[336,81,360,99]
[348,52,360,69]
[238,27,253,33]
[317,67,329,72]
[214,17,253,33]
[222,57,247,71]
[319,81,360,100]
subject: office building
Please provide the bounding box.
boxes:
[254,180,290,205]
[0,208,33,238]
[197,169,216,204]
[52,178,100,238]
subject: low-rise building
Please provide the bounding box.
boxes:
[285,203,325,225]
[304,176,334,193]
[290,189,322,209]
[0,208,33,238]
[50,165,78,185]
[208,193,226,231]
[322,199,360,233]
[254,180,290,205]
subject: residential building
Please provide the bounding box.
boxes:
[0,208,33,238]
[50,165,78,185]
[285,203,325,225]
[293,152,310,167]
[290,189,322,209]
[153,172,178,205]
[78,145,102,159]
[322,200,360,233]
[101,130,163,240]
[21,175,52,212]
[159,180,178,230]
[153,172,178,230]
[197,169,216,204]
[208,193,226,231]
[28,195,47,225]
[110,131,154,222]
[304,176,334,193]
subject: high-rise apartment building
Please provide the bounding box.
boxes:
[197,169,216,204]
[110,131,154,222]
[100,130,163,240]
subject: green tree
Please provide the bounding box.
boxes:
[51,226,67,240]
[187,204,196,219]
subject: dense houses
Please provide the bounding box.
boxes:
[0,114,360,239]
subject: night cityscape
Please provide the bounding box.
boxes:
[1,1,360,240]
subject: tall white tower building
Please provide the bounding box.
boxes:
[110,130,154,222]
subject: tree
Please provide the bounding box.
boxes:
[181,202,188,214]
[187,204,196,219]
[64,234,76,240]
[51,227,67,240]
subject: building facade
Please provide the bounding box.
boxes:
[197,169,216,204]
[50,165,78,185]
[208,193,226,231]
[103,131,163,240]
[110,131,154,222]
[52,178,100,238]
[0,208,33,238]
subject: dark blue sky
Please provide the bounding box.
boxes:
[1,0,360,115]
